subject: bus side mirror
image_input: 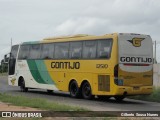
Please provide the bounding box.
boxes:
[4,54,9,63]
[9,52,12,58]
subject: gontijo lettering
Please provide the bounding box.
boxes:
[120,57,152,63]
[51,62,80,69]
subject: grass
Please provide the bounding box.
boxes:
[0,72,8,76]
[0,93,116,117]
[129,87,160,102]
[0,93,87,111]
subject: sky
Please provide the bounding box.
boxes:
[0,0,160,62]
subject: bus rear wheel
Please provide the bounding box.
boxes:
[20,78,28,92]
[69,81,81,98]
[82,82,93,100]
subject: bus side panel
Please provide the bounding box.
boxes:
[44,59,116,95]
[16,60,59,90]
[16,60,37,88]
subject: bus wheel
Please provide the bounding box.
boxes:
[47,90,53,94]
[69,81,80,98]
[114,96,125,102]
[82,82,93,100]
[20,78,28,92]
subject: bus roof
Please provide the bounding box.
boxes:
[43,33,150,41]
[41,33,117,43]
[43,34,92,40]
[22,33,150,45]
[22,33,117,44]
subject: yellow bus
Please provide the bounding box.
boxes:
[8,33,153,101]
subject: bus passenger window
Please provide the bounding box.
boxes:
[97,39,112,59]
[41,43,54,59]
[69,42,82,59]
[29,44,41,59]
[55,42,69,59]
[82,40,96,59]
[9,45,19,75]
[18,45,30,60]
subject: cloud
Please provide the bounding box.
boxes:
[53,17,110,35]
[0,0,160,61]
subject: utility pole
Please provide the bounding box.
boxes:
[11,38,12,50]
[2,60,3,75]
[154,40,156,64]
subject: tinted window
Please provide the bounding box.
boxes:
[97,39,112,59]
[10,45,19,59]
[55,42,69,59]
[83,41,96,59]
[41,43,54,59]
[69,42,82,59]
[29,44,41,59]
[18,45,30,59]
[9,45,19,75]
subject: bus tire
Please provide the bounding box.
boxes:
[20,78,28,92]
[47,90,53,94]
[82,81,93,100]
[114,96,125,102]
[69,81,81,98]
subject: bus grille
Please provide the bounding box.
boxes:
[98,75,110,92]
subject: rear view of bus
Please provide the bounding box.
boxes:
[115,33,153,98]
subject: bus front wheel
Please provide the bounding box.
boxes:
[47,90,53,94]
[69,81,81,98]
[20,78,28,92]
[82,82,93,100]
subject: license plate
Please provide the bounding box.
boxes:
[133,86,140,90]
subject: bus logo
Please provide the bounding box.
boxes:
[11,78,16,85]
[128,38,144,47]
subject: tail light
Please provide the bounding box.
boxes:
[114,64,123,86]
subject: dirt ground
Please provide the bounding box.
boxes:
[0,102,71,120]
[0,102,92,120]
[0,102,41,111]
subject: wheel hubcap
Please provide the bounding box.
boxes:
[84,85,90,96]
